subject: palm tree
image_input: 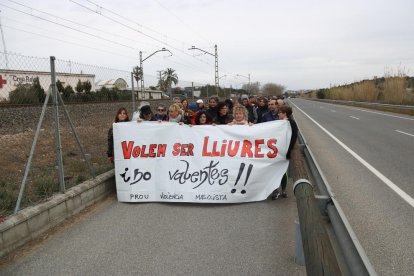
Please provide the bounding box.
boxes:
[157,78,167,92]
[133,66,143,88]
[162,68,178,91]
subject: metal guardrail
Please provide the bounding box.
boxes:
[295,130,377,276]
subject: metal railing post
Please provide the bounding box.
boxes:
[293,179,342,275]
[50,56,65,193]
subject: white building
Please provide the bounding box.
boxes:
[95,78,128,90]
[0,69,95,100]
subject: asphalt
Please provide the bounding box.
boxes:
[0,188,306,276]
[290,98,414,276]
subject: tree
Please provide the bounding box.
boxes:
[32,77,46,103]
[242,82,260,95]
[162,68,178,91]
[63,85,75,100]
[157,78,167,92]
[262,83,285,97]
[75,79,83,93]
[133,66,143,88]
[83,80,92,93]
[56,80,64,93]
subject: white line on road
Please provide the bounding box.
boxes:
[395,130,414,137]
[330,110,336,112]
[290,101,414,208]
[351,107,414,121]
[349,116,360,120]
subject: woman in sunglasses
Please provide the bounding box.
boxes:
[155,104,168,121]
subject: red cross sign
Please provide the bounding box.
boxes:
[0,75,7,88]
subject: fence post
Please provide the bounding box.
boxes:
[14,89,51,214]
[293,179,342,275]
[50,56,65,193]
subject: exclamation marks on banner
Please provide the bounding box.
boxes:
[231,163,253,194]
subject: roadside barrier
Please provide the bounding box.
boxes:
[294,130,377,276]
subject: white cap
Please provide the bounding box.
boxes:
[196,99,203,104]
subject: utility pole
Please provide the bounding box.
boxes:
[139,48,172,100]
[0,11,9,69]
[214,45,219,92]
[189,45,219,95]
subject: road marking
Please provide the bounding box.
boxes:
[349,107,414,121]
[395,130,414,137]
[291,101,414,208]
[330,110,336,112]
[349,116,360,120]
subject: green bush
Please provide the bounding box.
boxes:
[9,77,46,104]
[316,89,326,99]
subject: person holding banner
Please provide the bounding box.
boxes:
[194,110,213,125]
[155,104,168,121]
[107,107,130,163]
[229,105,252,126]
[272,105,298,199]
[168,103,183,123]
[139,105,156,121]
[213,101,233,125]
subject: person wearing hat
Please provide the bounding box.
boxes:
[196,99,205,110]
[139,105,156,121]
[184,102,198,125]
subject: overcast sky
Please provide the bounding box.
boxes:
[1,0,413,90]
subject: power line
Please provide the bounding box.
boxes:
[5,0,159,49]
[2,1,215,77]
[0,2,140,51]
[85,0,188,47]
[70,0,216,67]
[2,1,228,85]
[2,25,138,60]
[152,0,211,45]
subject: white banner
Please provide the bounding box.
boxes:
[114,120,291,203]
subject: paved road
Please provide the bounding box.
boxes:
[290,98,414,276]
[0,193,305,276]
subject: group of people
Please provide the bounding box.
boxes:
[107,95,298,199]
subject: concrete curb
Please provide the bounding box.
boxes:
[0,169,115,258]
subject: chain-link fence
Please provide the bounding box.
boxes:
[0,52,241,218]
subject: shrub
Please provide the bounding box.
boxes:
[316,89,326,99]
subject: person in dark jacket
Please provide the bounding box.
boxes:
[255,97,269,123]
[240,95,257,123]
[213,101,233,125]
[139,105,156,121]
[224,98,234,115]
[107,107,130,163]
[262,99,279,122]
[206,96,219,120]
[272,105,298,199]
[155,104,168,121]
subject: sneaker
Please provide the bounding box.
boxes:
[281,191,288,198]
[271,190,280,200]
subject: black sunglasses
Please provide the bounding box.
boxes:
[158,109,164,111]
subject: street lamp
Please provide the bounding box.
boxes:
[139,47,172,99]
[188,45,219,94]
[235,73,251,95]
